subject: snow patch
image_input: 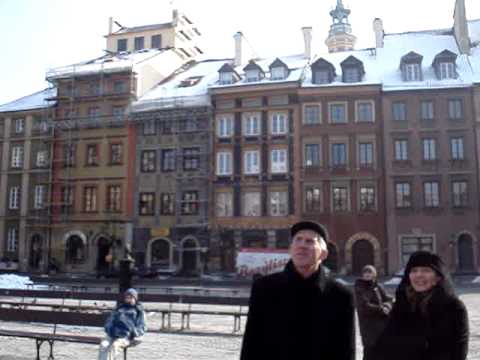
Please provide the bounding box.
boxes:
[384,277,402,286]
[472,276,480,284]
[0,274,34,289]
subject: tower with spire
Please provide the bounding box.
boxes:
[325,0,357,53]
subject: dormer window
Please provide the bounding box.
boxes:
[314,70,331,84]
[344,67,361,83]
[218,63,240,85]
[405,64,421,81]
[220,72,234,85]
[341,56,365,83]
[440,63,455,79]
[433,50,458,80]
[269,58,290,81]
[246,70,261,82]
[243,61,265,83]
[311,58,336,85]
[400,52,423,82]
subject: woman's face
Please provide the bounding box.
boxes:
[409,266,440,292]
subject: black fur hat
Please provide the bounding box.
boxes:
[405,251,445,278]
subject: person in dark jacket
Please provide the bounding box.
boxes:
[98,288,146,360]
[373,251,469,360]
[240,221,355,360]
[354,265,393,360]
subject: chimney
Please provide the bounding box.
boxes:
[453,0,470,55]
[373,18,384,48]
[108,17,113,35]
[234,32,243,67]
[302,27,313,60]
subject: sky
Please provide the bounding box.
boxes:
[1,0,480,105]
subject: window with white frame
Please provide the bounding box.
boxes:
[392,102,407,121]
[271,149,288,173]
[7,227,18,253]
[246,70,261,82]
[394,140,408,161]
[356,102,374,122]
[217,116,234,138]
[452,181,468,208]
[242,192,261,216]
[11,145,24,168]
[421,101,434,120]
[359,142,374,167]
[36,150,48,167]
[304,144,321,167]
[305,186,322,212]
[331,143,347,167]
[271,67,287,80]
[440,62,456,79]
[424,181,440,207]
[422,139,437,161]
[269,191,288,216]
[216,192,233,217]
[13,118,24,134]
[9,186,20,210]
[217,151,232,176]
[271,113,288,135]
[448,99,463,120]
[332,186,349,212]
[34,185,46,210]
[304,105,321,124]
[219,72,234,85]
[395,183,412,208]
[243,113,261,136]
[244,150,260,175]
[451,137,465,160]
[329,103,347,124]
[359,186,376,211]
[405,63,421,81]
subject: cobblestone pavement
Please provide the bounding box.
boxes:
[0,291,479,360]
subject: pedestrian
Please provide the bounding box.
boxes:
[354,265,393,360]
[240,221,355,360]
[98,288,146,360]
[372,251,469,360]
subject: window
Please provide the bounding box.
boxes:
[88,107,101,124]
[33,116,49,133]
[440,62,455,79]
[451,137,465,160]
[161,149,176,172]
[271,67,287,80]
[117,39,128,52]
[61,186,74,209]
[216,192,233,217]
[89,82,101,96]
[83,186,97,212]
[107,185,121,213]
[219,72,234,85]
[448,99,463,120]
[304,144,321,167]
[244,150,260,175]
[421,101,434,120]
[269,191,288,216]
[305,187,322,212]
[332,186,349,212]
[160,193,175,215]
[141,150,156,172]
[11,145,24,168]
[217,152,232,176]
[424,182,440,208]
[110,143,123,165]
[36,150,49,168]
[64,144,76,167]
[359,186,376,211]
[344,67,361,83]
[304,105,321,125]
[143,120,156,135]
[183,148,200,171]
[162,119,174,134]
[13,118,24,134]
[313,70,331,84]
[179,118,197,133]
[86,144,99,166]
[356,102,374,122]
[9,187,20,210]
[452,181,468,208]
[139,193,155,215]
[181,191,199,215]
[134,36,145,51]
[271,149,288,173]
[243,192,261,217]
[396,183,412,208]
[394,140,408,161]
[329,103,347,123]
[151,34,162,49]
[392,102,407,121]
[405,63,421,81]
[359,142,374,167]
[331,143,347,167]
[112,106,124,122]
[113,81,126,94]
[422,139,437,161]
[246,70,261,82]
[401,236,434,266]
[243,114,261,136]
[271,113,288,135]
[34,185,46,210]
[7,227,18,253]
[217,116,234,138]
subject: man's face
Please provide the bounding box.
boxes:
[362,270,376,281]
[124,294,136,305]
[289,229,327,269]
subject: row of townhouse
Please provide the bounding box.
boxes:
[1,0,480,276]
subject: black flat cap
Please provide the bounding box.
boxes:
[291,221,327,240]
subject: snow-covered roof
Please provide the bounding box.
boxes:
[112,22,173,35]
[132,59,230,112]
[46,48,181,80]
[0,88,56,114]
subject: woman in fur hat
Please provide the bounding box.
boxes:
[372,251,469,360]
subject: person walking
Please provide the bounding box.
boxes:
[354,265,393,360]
[98,288,146,360]
[240,221,355,360]
[372,251,469,360]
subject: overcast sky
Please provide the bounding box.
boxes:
[1,0,480,105]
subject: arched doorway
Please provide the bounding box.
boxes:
[181,237,200,276]
[352,239,374,275]
[96,237,112,273]
[150,238,173,269]
[65,235,86,264]
[457,234,475,273]
[29,235,43,270]
[323,242,338,273]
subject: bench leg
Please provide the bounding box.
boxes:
[123,347,127,360]
[47,340,55,360]
[35,339,43,360]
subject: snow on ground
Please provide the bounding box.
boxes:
[0,274,34,289]
[384,277,402,286]
[472,276,480,284]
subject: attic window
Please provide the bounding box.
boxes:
[219,72,234,85]
[246,70,261,82]
[439,62,456,79]
[271,67,287,80]
[405,64,421,81]
[314,70,332,84]
[344,68,361,83]
[179,76,203,87]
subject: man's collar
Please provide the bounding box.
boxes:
[284,260,327,292]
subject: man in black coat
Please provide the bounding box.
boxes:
[240,221,355,360]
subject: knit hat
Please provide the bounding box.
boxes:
[124,288,138,301]
[291,221,327,240]
[405,251,445,278]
